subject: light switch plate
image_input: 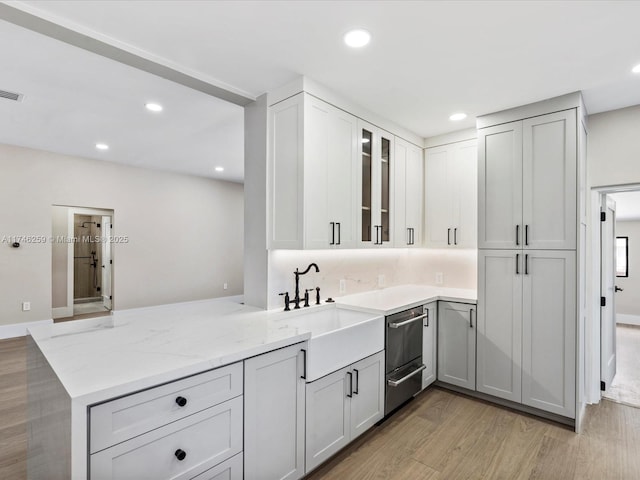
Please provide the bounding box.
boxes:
[22,302,31,311]
[435,272,444,285]
[339,279,346,294]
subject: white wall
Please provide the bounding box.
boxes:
[615,220,640,319]
[0,143,244,327]
[268,249,477,309]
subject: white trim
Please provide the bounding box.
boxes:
[424,128,477,148]
[52,306,73,319]
[0,319,52,339]
[617,313,640,326]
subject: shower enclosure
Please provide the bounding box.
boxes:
[74,214,103,301]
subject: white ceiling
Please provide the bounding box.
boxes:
[3,0,640,182]
[610,191,640,222]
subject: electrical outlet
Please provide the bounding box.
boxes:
[22,302,30,312]
[378,274,385,288]
[435,272,444,285]
[339,279,346,294]
[223,282,228,290]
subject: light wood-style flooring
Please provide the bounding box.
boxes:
[2,336,640,480]
[603,324,640,407]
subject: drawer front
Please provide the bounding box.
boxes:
[91,362,243,453]
[90,396,243,480]
[190,453,243,480]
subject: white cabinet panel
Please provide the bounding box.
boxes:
[305,366,351,472]
[478,121,523,249]
[349,351,384,440]
[90,397,243,480]
[522,251,576,418]
[425,139,477,248]
[437,301,476,390]
[422,302,438,389]
[523,110,577,250]
[394,137,423,247]
[244,343,305,480]
[190,453,243,480]
[477,251,522,403]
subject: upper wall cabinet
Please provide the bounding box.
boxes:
[478,110,577,250]
[424,139,477,248]
[357,120,395,248]
[394,137,423,247]
[269,93,359,249]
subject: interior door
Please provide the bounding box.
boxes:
[600,196,617,392]
[101,216,112,310]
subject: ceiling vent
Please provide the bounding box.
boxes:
[0,89,23,102]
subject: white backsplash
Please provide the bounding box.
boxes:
[268,249,477,309]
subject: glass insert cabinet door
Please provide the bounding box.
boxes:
[359,121,393,245]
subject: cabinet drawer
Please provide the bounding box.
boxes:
[90,362,242,453]
[190,452,243,480]
[90,396,243,480]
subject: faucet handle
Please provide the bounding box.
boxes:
[304,289,312,308]
[315,287,321,305]
[279,292,290,312]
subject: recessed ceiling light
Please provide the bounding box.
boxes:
[95,143,109,151]
[344,29,371,48]
[632,64,640,74]
[215,166,224,172]
[145,102,163,112]
[449,113,467,121]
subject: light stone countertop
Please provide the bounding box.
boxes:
[335,284,477,315]
[28,298,317,405]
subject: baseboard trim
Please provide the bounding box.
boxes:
[617,313,640,326]
[0,319,53,339]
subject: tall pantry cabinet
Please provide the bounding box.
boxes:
[476,94,586,422]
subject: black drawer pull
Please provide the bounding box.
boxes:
[175,396,187,407]
[175,449,187,461]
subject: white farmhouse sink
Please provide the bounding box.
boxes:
[282,307,384,381]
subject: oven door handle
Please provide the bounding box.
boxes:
[388,313,428,329]
[387,365,426,387]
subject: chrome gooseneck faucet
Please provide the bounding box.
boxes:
[293,263,319,309]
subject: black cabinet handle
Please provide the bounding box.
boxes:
[425,309,429,328]
[470,309,474,328]
[447,228,451,245]
[525,225,529,246]
[516,253,520,275]
[525,254,529,275]
[346,371,353,398]
[174,449,187,461]
[330,222,335,245]
[301,349,307,379]
[454,228,458,245]
[407,227,411,245]
[175,396,187,407]
[337,222,341,245]
[516,225,520,246]
[353,369,359,394]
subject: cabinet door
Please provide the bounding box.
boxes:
[394,138,423,247]
[304,96,358,249]
[244,343,306,480]
[350,351,384,440]
[477,251,522,403]
[422,302,438,389]
[522,250,576,418]
[478,121,523,249]
[452,139,477,248]
[190,453,243,480]
[522,110,577,250]
[305,367,351,473]
[424,145,452,247]
[437,301,476,390]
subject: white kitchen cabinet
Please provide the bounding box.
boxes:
[424,139,477,248]
[244,343,306,480]
[269,93,358,249]
[477,250,523,403]
[394,137,423,247]
[190,453,243,480]
[437,301,476,391]
[477,250,576,418]
[358,120,394,247]
[421,301,437,389]
[478,110,576,250]
[305,351,384,473]
[522,250,576,418]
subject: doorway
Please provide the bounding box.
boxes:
[597,189,640,407]
[51,206,114,321]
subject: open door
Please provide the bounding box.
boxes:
[600,196,617,392]
[101,216,112,310]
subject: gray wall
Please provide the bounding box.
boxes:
[0,143,244,326]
